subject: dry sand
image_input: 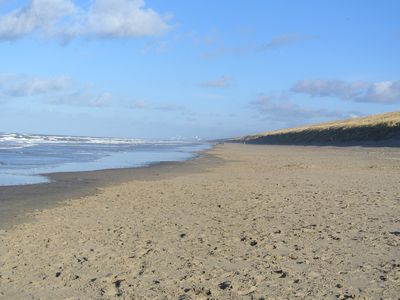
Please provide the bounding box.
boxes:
[0,144,399,299]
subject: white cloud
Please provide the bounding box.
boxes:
[0,0,170,41]
[0,0,77,40]
[360,81,400,103]
[201,76,233,88]
[292,79,400,104]
[85,0,169,38]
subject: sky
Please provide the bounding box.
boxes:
[0,0,399,140]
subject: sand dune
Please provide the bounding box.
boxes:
[233,111,400,145]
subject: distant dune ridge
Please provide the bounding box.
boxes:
[233,111,400,146]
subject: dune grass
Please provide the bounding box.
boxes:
[234,111,400,145]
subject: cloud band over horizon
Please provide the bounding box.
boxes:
[292,79,400,104]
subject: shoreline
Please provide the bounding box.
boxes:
[0,142,396,229]
[0,146,221,229]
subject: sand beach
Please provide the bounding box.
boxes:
[0,143,399,299]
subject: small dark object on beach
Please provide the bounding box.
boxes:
[293,279,300,283]
[218,281,231,290]
[273,269,288,278]
[389,231,400,236]
[183,288,190,293]
[114,279,123,288]
[180,233,186,238]
[55,272,61,278]
[250,240,257,246]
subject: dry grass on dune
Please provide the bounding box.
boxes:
[235,111,400,145]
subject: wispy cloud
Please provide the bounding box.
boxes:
[0,0,170,42]
[199,32,317,59]
[0,74,72,97]
[292,80,367,99]
[201,44,255,59]
[48,90,113,107]
[128,99,197,122]
[129,100,185,111]
[200,76,233,88]
[0,74,113,107]
[292,79,400,104]
[249,93,340,122]
[261,33,318,50]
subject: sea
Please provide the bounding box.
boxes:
[0,132,212,186]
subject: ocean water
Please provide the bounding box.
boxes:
[0,133,211,186]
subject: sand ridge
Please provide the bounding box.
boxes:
[0,144,399,299]
[234,111,400,145]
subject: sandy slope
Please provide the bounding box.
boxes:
[235,111,400,145]
[0,144,399,299]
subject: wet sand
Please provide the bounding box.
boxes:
[0,153,222,229]
[0,144,399,299]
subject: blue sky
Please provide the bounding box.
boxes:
[0,0,399,140]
